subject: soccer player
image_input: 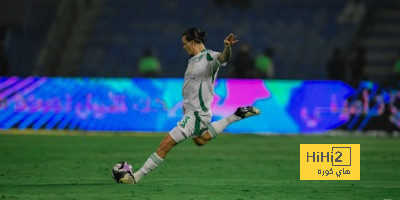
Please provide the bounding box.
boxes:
[121,27,260,184]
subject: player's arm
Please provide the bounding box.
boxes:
[217,33,238,64]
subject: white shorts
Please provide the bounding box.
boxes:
[169,111,212,143]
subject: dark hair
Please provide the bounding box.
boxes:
[182,27,207,43]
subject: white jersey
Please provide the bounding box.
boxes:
[182,49,226,114]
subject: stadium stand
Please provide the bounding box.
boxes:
[4,0,380,79]
[81,0,360,79]
[3,0,58,76]
[355,1,400,83]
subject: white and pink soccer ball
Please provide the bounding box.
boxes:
[111,161,134,183]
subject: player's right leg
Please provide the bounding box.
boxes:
[233,106,261,119]
[195,106,261,144]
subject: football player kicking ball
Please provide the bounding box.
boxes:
[121,27,260,184]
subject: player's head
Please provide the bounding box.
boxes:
[182,27,207,56]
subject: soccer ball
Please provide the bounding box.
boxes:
[111,161,135,184]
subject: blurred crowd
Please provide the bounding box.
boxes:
[135,44,275,79]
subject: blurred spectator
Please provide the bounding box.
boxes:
[138,49,161,77]
[349,46,367,84]
[254,47,275,79]
[326,48,345,80]
[232,43,255,78]
[0,48,9,76]
[337,0,366,25]
[393,50,400,83]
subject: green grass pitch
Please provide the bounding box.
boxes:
[0,131,399,200]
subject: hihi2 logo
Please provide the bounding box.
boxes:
[300,144,360,180]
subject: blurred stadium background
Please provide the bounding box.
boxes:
[0,0,400,199]
[0,0,399,81]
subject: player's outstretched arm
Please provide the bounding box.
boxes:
[217,33,238,64]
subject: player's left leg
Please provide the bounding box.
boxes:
[193,106,260,146]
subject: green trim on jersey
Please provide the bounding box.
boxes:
[206,50,219,83]
[198,81,209,112]
[212,70,217,83]
[198,54,204,61]
[179,116,191,128]
[212,62,219,83]
[207,53,213,61]
[194,111,201,135]
[193,111,208,136]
